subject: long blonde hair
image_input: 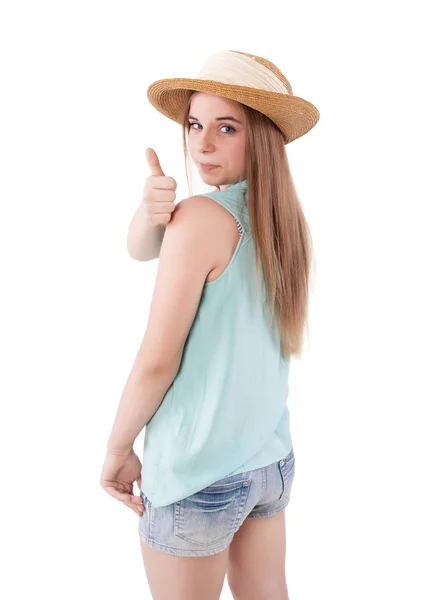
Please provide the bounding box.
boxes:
[181,92,315,361]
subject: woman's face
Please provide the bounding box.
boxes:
[187,92,246,191]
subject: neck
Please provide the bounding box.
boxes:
[215,178,246,192]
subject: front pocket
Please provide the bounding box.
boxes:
[174,478,252,547]
[140,490,150,506]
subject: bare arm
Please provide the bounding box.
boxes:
[127,204,166,261]
[127,148,176,262]
[107,196,219,453]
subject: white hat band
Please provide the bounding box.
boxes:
[195,50,290,95]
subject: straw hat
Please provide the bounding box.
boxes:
[146,49,320,145]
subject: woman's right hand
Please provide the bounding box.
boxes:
[143,148,177,227]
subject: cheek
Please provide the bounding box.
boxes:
[188,137,202,160]
[229,137,246,165]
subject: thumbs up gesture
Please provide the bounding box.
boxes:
[142,148,177,227]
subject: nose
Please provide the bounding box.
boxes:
[197,128,215,153]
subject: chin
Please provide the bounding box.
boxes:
[200,171,220,182]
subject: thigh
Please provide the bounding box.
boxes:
[140,540,229,600]
[138,472,254,600]
[227,510,289,600]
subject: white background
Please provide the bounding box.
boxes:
[1,1,426,598]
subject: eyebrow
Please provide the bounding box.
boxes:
[188,115,243,125]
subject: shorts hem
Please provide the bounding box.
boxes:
[138,529,232,557]
[246,503,287,519]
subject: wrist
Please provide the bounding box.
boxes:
[106,440,134,456]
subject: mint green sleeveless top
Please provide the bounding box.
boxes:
[141,179,293,508]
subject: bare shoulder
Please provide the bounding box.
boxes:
[171,194,238,234]
[173,194,221,215]
[167,194,241,284]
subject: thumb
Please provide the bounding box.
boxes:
[146,147,165,177]
[136,473,142,490]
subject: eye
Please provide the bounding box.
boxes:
[188,122,235,134]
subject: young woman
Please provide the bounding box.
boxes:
[101,50,319,599]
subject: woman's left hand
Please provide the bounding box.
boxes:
[100,448,145,516]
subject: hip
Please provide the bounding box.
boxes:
[138,447,295,557]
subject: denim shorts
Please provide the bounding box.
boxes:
[138,447,295,557]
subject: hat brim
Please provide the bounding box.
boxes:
[147,78,320,144]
